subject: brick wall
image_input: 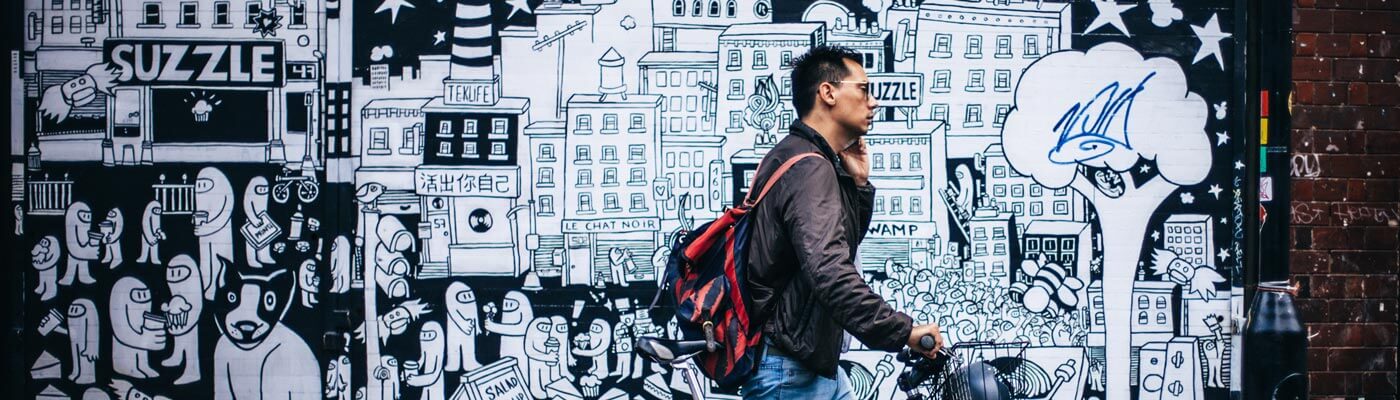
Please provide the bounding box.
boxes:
[1291,1,1399,398]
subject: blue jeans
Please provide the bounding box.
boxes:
[740,347,854,400]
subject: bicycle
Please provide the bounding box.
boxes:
[272,168,320,204]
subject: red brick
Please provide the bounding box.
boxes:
[1349,81,1370,104]
[1294,56,1334,81]
[1332,250,1400,273]
[1329,347,1396,371]
[1369,0,1400,10]
[1298,0,1318,8]
[1374,299,1400,322]
[1294,250,1334,273]
[1313,226,1365,249]
[1332,10,1400,33]
[1312,372,1351,394]
[1298,32,1321,55]
[1296,8,1336,32]
[1292,105,1334,128]
[1312,129,1363,152]
[1327,299,1369,322]
[1367,274,1400,298]
[1316,82,1351,105]
[1369,82,1400,104]
[1295,226,1316,249]
[1315,154,1370,177]
[1334,58,1400,82]
[1311,348,1332,372]
[1312,178,1348,200]
[1318,33,1355,56]
[1294,178,1317,200]
[1364,34,1400,58]
[1366,130,1400,152]
[1295,81,1320,104]
[1359,105,1400,130]
[1349,34,1374,56]
[1361,372,1398,395]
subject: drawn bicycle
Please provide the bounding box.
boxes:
[273,168,320,204]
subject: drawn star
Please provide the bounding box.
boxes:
[433,30,446,45]
[1192,14,1232,69]
[1235,160,1246,170]
[1180,192,1195,204]
[1151,230,1160,241]
[252,8,283,37]
[1217,131,1230,146]
[1087,1,1137,36]
[1139,164,1152,174]
[376,0,416,24]
[506,0,535,20]
[1220,217,1227,224]
[1208,184,1223,199]
[1217,248,1230,262]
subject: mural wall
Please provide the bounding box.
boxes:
[12,0,1247,399]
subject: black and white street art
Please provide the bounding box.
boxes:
[14,0,1246,399]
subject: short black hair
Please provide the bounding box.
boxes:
[790,45,864,118]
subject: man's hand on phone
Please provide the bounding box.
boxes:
[907,323,943,359]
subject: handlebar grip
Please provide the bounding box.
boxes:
[919,335,937,351]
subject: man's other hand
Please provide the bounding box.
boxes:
[907,323,943,359]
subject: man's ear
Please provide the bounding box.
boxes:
[818,82,836,107]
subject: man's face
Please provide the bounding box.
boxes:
[827,59,877,137]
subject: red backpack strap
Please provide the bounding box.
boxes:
[742,152,822,208]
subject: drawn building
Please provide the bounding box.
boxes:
[524,120,567,276]
[27,0,112,149]
[661,135,727,225]
[913,0,1070,136]
[323,0,355,181]
[1164,214,1215,268]
[561,48,663,287]
[1131,280,1176,347]
[964,205,1015,285]
[638,51,718,135]
[1021,220,1091,283]
[860,120,948,272]
[415,0,532,277]
[885,0,921,68]
[828,17,894,74]
[651,0,772,52]
[982,144,1085,233]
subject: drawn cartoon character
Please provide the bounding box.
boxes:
[136,201,166,265]
[32,236,62,301]
[110,276,166,378]
[161,255,204,384]
[37,299,100,384]
[211,265,321,399]
[102,208,126,268]
[444,281,481,372]
[194,167,235,300]
[405,322,446,400]
[60,202,100,286]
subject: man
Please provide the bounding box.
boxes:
[742,45,942,399]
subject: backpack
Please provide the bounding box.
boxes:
[645,152,822,390]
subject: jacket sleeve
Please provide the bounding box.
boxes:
[849,180,876,246]
[781,160,912,352]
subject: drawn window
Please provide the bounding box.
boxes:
[1157,313,1168,325]
[974,227,986,240]
[1030,185,1042,196]
[673,0,684,16]
[931,34,952,57]
[994,243,1006,256]
[245,2,259,26]
[538,195,554,216]
[463,142,478,157]
[964,104,983,128]
[490,142,505,156]
[708,0,719,16]
[1024,35,1040,57]
[70,16,81,32]
[290,1,306,26]
[1138,312,1148,325]
[728,50,741,70]
[579,194,593,213]
[577,170,593,187]
[630,168,645,184]
[401,127,418,154]
[603,114,618,133]
[632,193,648,211]
[492,118,508,137]
[995,70,1012,92]
[629,145,645,162]
[727,0,737,17]
[891,197,902,215]
[874,197,885,214]
[996,35,1012,58]
[437,142,451,157]
[967,70,984,91]
[781,77,791,96]
[687,71,698,86]
[51,16,61,34]
[931,104,949,121]
[891,153,901,170]
[782,51,793,67]
[605,193,620,212]
[911,197,922,215]
[754,50,767,69]
[1054,200,1068,215]
[603,168,619,186]
[51,0,61,10]
[729,111,742,129]
[1012,203,1023,215]
[540,144,555,161]
[993,184,1006,197]
[993,227,1006,239]
[369,128,389,152]
[872,154,884,171]
[631,114,645,131]
[214,2,230,25]
[575,115,592,133]
[180,2,197,25]
[1062,238,1075,251]
[538,168,554,187]
[656,71,668,87]
[671,71,681,85]
[1138,295,1149,310]
[729,79,744,99]
[966,35,982,58]
[994,104,1011,127]
[992,166,1006,178]
[1031,201,1043,216]
[1156,297,1168,309]
[602,145,617,162]
[692,0,702,17]
[575,145,590,162]
[686,96,697,112]
[143,2,160,25]
[931,70,951,93]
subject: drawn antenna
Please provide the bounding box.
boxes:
[532,20,587,51]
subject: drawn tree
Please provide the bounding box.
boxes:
[744,74,780,146]
[1000,42,1212,399]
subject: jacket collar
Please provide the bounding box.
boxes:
[788,119,851,178]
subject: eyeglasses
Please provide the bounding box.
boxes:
[829,80,870,98]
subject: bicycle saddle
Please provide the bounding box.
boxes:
[635,336,714,364]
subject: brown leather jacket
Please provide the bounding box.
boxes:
[744,120,913,377]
